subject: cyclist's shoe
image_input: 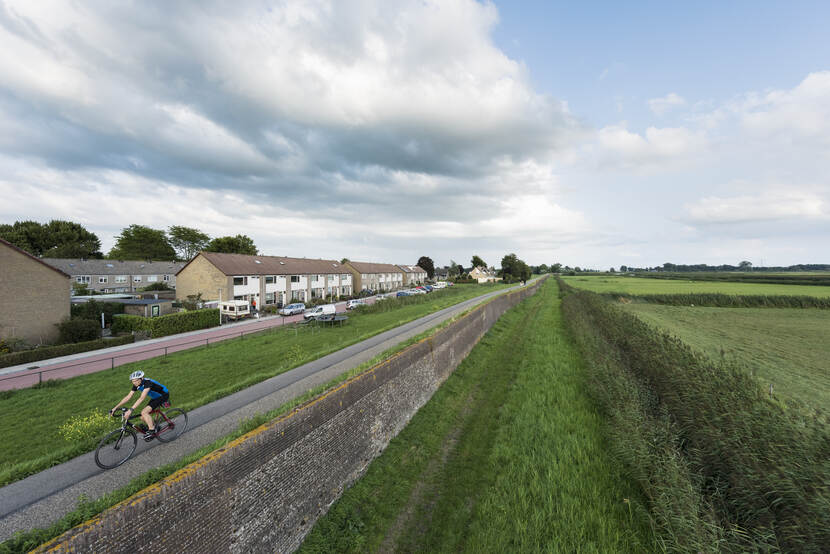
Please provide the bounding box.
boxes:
[143,429,156,442]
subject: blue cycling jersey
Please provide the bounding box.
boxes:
[131,378,168,399]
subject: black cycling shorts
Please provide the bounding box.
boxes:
[148,393,170,410]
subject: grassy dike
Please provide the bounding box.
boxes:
[0,283,508,487]
[300,279,654,552]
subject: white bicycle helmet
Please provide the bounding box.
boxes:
[129,370,145,380]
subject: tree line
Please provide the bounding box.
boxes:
[0,220,258,261]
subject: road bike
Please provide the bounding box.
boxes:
[94,403,188,469]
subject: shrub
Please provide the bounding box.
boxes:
[140,282,171,291]
[112,309,219,338]
[71,300,126,326]
[0,335,134,369]
[603,292,830,309]
[57,318,100,343]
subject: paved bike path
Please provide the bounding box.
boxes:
[0,286,519,541]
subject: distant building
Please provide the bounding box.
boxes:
[175,252,353,307]
[0,238,70,345]
[42,258,184,294]
[469,266,499,283]
[343,261,405,292]
[397,265,428,286]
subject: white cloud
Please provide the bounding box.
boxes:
[593,124,707,171]
[648,92,685,115]
[683,191,827,224]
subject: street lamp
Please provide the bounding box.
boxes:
[218,287,222,325]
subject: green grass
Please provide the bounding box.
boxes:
[0,283,510,487]
[562,275,830,297]
[620,303,830,410]
[0,292,498,554]
[300,279,654,553]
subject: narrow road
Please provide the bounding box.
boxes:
[0,286,519,541]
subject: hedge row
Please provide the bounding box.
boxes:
[605,292,830,309]
[559,278,829,552]
[70,300,126,326]
[0,335,135,369]
[111,309,220,338]
[638,272,830,286]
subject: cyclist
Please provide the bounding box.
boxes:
[110,370,170,441]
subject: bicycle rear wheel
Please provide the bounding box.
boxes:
[95,428,137,469]
[155,408,188,443]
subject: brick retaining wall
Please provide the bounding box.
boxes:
[37,279,544,553]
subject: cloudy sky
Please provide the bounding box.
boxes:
[1,1,828,269]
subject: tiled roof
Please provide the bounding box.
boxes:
[186,252,347,276]
[42,258,184,276]
[346,261,405,274]
[0,239,71,278]
[397,265,426,274]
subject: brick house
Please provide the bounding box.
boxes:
[175,252,353,307]
[343,261,405,292]
[42,258,185,294]
[0,238,70,345]
[397,265,428,286]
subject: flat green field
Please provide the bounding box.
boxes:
[621,303,830,409]
[562,276,830,297]
[301,279,653,552]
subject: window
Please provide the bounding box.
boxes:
[290,275,300,283]
[265,292,275,304]
[115,275,127,283]
[76,275,91,284]
[311,275,319,282]
[265,276,275,284]
[133,276,142,283]
[233,276,247,286]
[152,305,160,317]
[147,275,158,282]
[98,276,108,284]
[163,275,170,281]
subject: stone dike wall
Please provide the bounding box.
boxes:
[38,279,544,553]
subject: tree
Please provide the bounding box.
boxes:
[609,267,616,273]
[108,224,176,260]
[550,263,562,273]
[620,265,628,272]
[470,255,486,269]
[739,260,753,270]
[42,220,102,258]
[340,258,350,265]
[417,256,435,279]
[448,260,461,278]
[205,234,258,255]
[168,226,209,261]
[0,219,101,258]
[538,264,549,274]
[500,253,530,283]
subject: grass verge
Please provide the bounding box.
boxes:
[300,279,653,552]
[0,283,510,487]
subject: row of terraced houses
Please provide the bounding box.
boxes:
[0,238,426,345]
[175,252,428,308]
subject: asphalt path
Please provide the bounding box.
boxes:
[0,285,519,541]
[0,299,360,390]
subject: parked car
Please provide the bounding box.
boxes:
[432,282,447,289]
[220,300,250,321]
[423,285,433,292]
[411,288,426,295]
[304,304,336,319]
[396,291,412,297]
[375,293,389,301]
[279,302,306,316]
[346,299,366,310]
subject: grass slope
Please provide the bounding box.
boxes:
[300,279,653,553]
[621,303,830,409]
[0,283,508,486]
[562,276,830,297]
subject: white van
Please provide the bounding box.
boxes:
[303,304,336,320]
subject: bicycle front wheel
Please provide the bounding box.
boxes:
[95,428,137,469]
[155,409,188,443]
